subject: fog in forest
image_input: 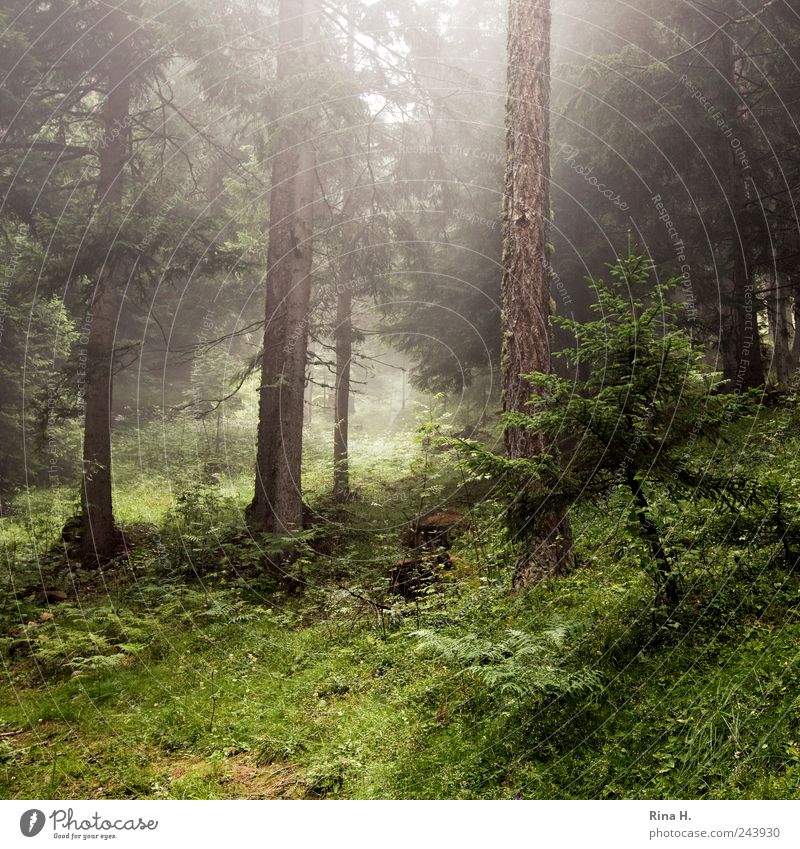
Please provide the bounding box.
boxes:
[2,0,800,809]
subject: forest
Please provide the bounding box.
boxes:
[1,0,800,802]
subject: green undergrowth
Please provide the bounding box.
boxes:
[1,411,800,799]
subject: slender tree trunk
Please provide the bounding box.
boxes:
[767,272,793,389]
[80,6,132,565]
[716,29,764,390]
[248,0,317,534]
[792,281,800,371]
[503,0,573,588]
[305,359,314,424]
[625,464,678,605]
[333,281,352,496]
[333,11,357,498]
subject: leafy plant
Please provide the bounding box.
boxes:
[414,622,600,704]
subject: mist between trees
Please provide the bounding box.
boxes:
[1,0,800,804]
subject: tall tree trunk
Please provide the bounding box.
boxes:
[333,14,356,498]
[503,0,573,588]
[716,28,764,390]
[792,281,800,371]
[767,272,793,389]
[80,6,132,565]
[248,0,317,534]
[333,281,352,496]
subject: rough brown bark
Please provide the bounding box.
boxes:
[503,0,573,587]
[80,6,133,565]
[248,0,317,534]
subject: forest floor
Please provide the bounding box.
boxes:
[2,415,800,799]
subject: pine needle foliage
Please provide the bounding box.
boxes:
[460,253,759,600]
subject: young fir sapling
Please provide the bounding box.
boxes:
[460,253,757,603]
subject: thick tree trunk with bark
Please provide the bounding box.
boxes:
[80,6,132,565]
[503,0,573,587]
[248,0,317,534]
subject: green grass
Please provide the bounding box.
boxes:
[1,410,800,799]
[3,555,799,799]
